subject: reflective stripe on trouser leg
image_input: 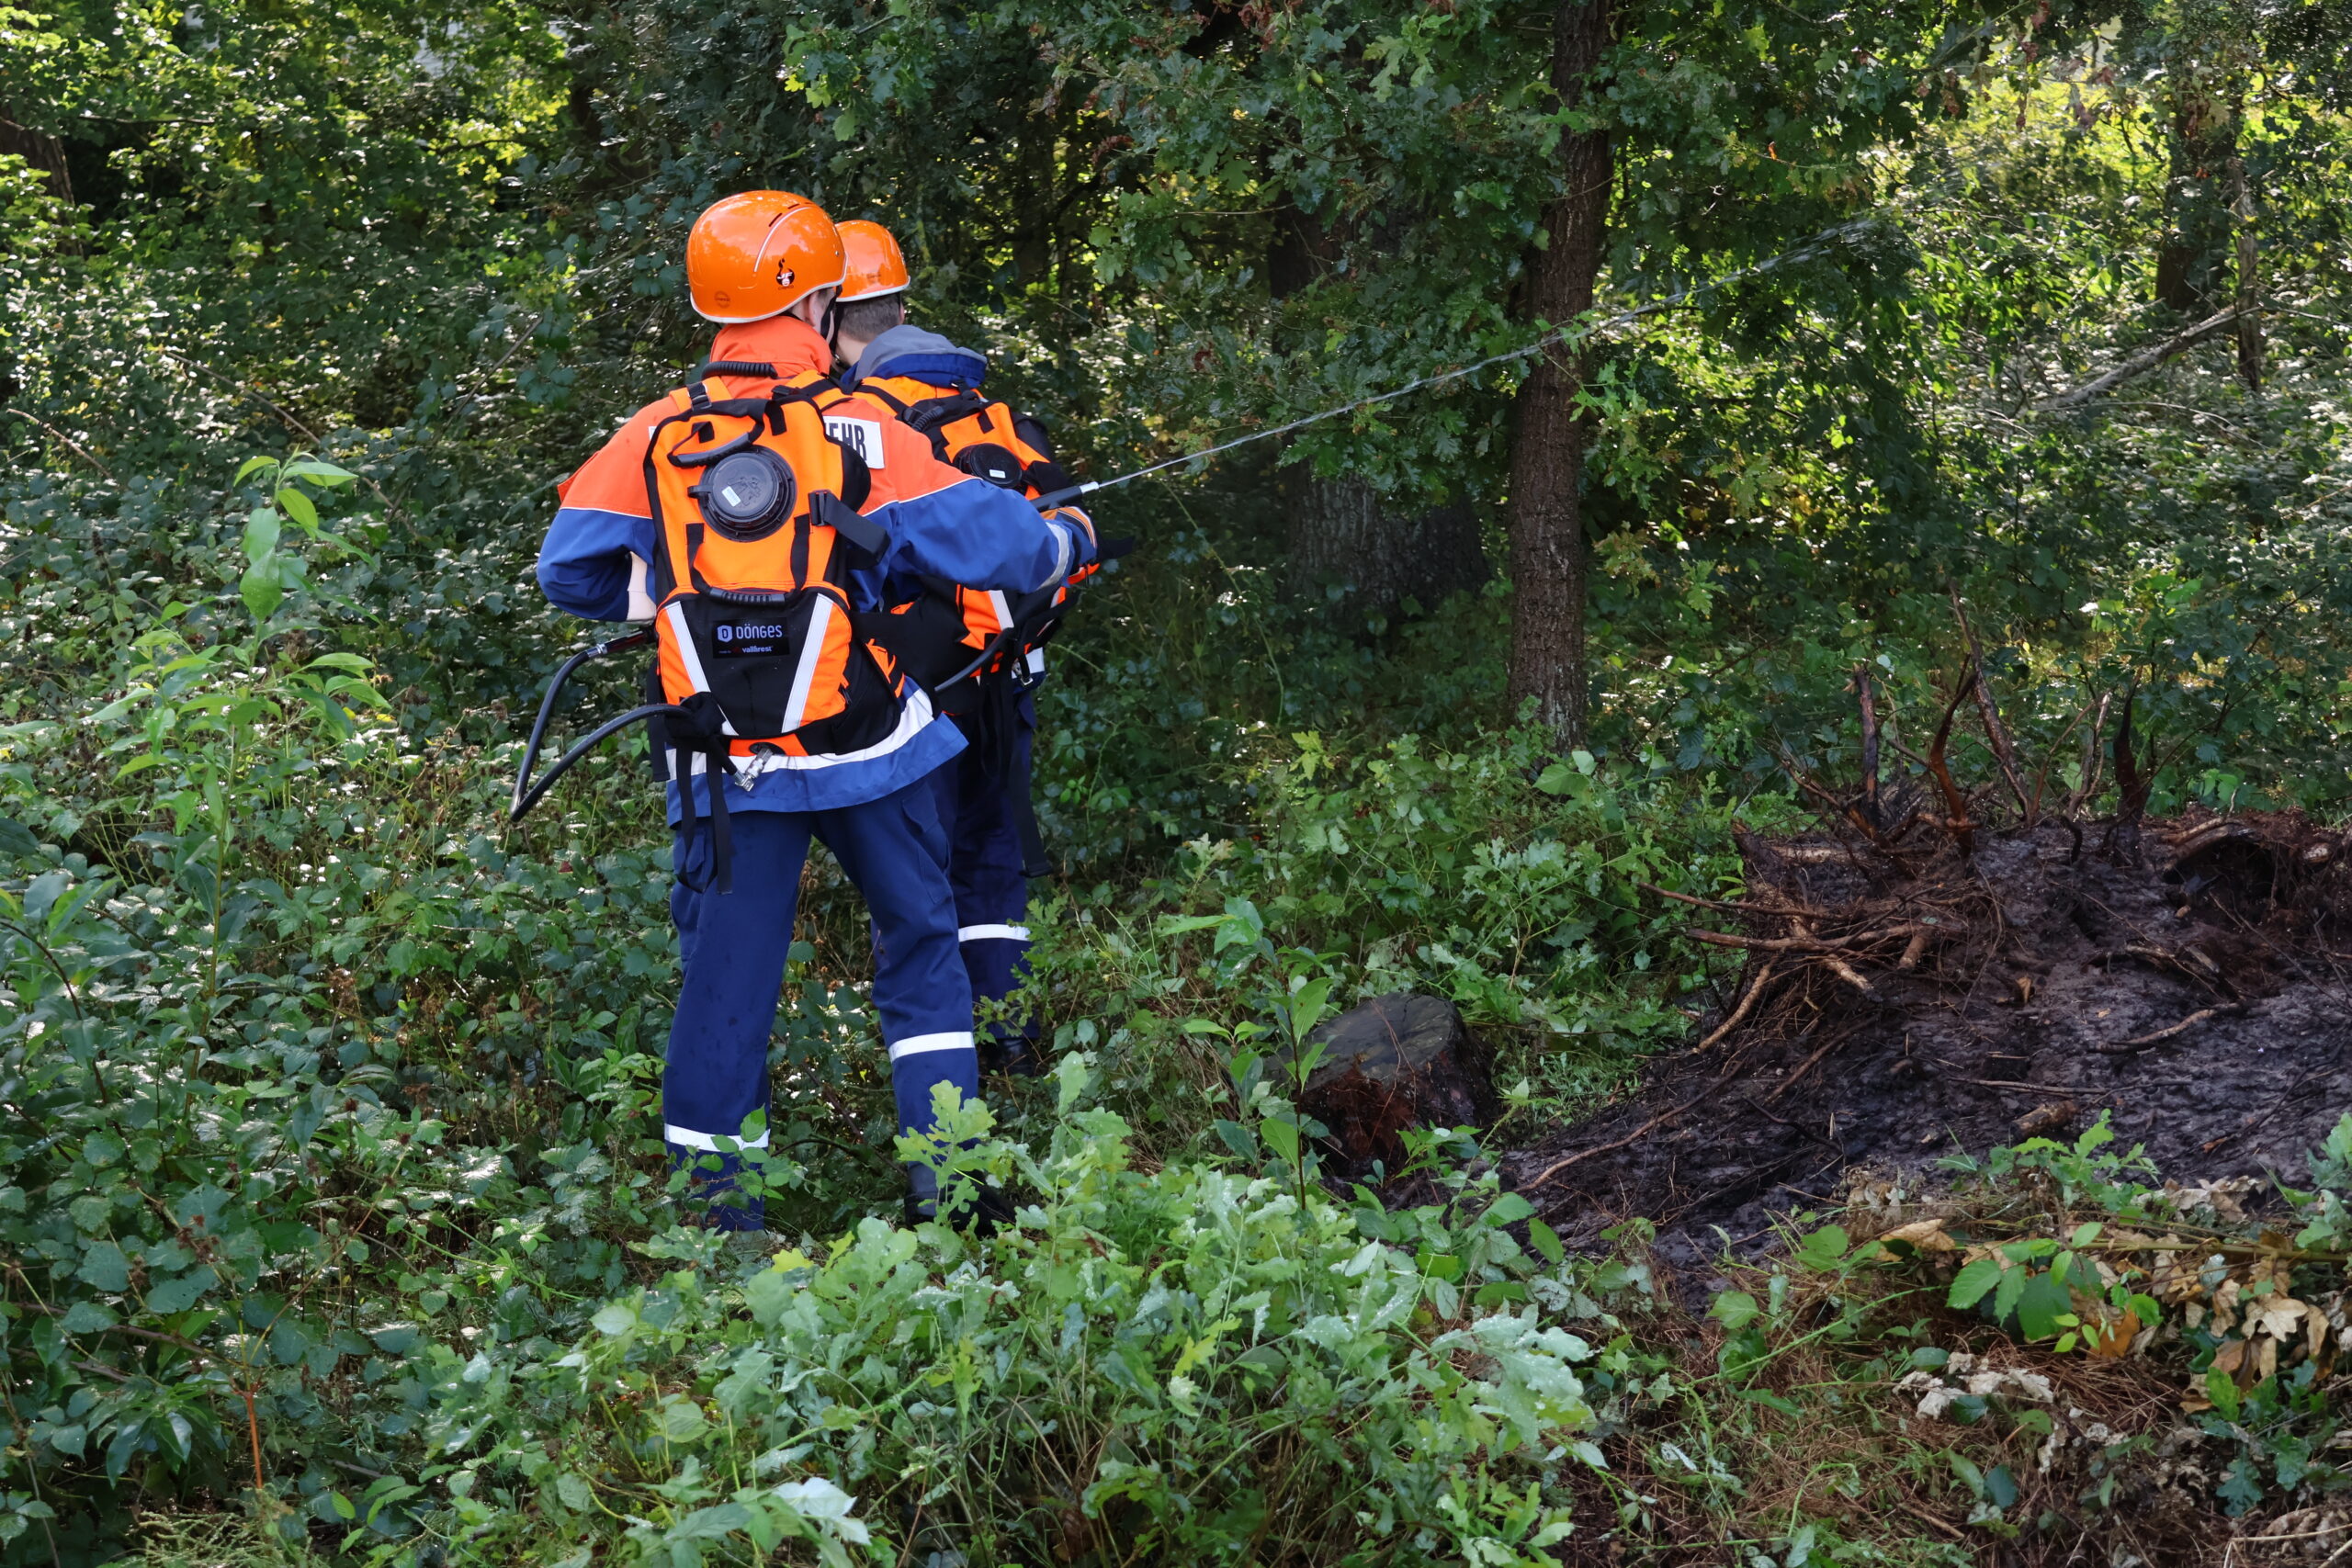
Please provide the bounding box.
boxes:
[665,810,814,1231]
[940,697,1037,1045]
[810,781,979,1147]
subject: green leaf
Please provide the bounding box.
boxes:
[657,1398,708,1444]
[1795,1224,1850,1269]
[745,1269,797,1327]
[1527,1217,1566,1266]
[275,485,320,529]
[1947,1257,2004,1309]
[1285,975,1334,1041]
[241,553,286,620]
[78,1240,131,1293]
[1260,1115,1301,1166]
[145,1268,215,1314]
[1485,1192,1535,1227]
[233,455,278,485]
[243,505,281,563]
[60,1300,118,1334]
[283,457,357,487]
[1533,761,1579,795]
[305,653,373,676]
[1709,1290,1760,1331]
[0,816,37,856]
[1157,915,1227,937]
[1993,1261,2028,1325]
[2205,1368,2243,1421]
[2016,1269,2073,1340]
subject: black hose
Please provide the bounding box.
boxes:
[933,625,1024,694]
[1029,482,1100,513]
[510,703,684,825]
[508,628,656,822]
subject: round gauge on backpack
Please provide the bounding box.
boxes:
[695,448,797,540]
[956,442,1026,490]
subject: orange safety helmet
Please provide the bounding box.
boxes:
[686,191,846,323]
[836,220,910,302]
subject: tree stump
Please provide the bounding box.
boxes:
[1291,993,1495,1182]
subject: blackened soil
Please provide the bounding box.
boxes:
[1503,814,2352,1273]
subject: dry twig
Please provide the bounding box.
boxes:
[2093,1004,2245,1054]
[1696,959,1776,1051]
[1688,925,1926,953]
[1927,670,1978,856]
[1522,1090,1713,1192]
[1768,1027,1854,1103]
[2038,303,2247,409]
[1950,586,2032,826]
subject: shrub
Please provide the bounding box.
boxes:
[399,1065,1600,1566]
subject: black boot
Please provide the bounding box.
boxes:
[979,1032,1046,1079]
[904,1177,1016,1235]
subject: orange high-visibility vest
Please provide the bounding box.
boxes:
[646,372,902,759]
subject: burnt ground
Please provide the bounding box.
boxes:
[1502,812,2352,1273]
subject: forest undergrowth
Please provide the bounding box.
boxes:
[8,0,2352,1560]
[8,439,2352,1565]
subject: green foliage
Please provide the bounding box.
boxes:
[0,435,1708,1558]
[399,1062,1595,1565]
[4,0,2352,1556]
[1023,723,1743,1163]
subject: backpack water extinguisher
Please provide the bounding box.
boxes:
[509,362,901,893]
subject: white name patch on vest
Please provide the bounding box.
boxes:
[823,416,887,468]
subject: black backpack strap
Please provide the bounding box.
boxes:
[1012,411,1056,462]
[664,693,734,897]
[813,491,887,560]
[1009,751,1051,878]
[764,379,836,412]
[902,389,989,435]
[859,383,915,419]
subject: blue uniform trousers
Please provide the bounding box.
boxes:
[667,782,979,1230]
[922,694,1039,1069]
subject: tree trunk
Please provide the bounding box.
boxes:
[1273,202,1488,611]
[0,114,73,205]
[2226,146,2262,389]
[1283,470,1486,609]
[2154,79,2235,314]
[1506,0,1612,746]
[1012,112,1055,288]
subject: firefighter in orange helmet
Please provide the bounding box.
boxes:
[536,191,1096,1233]
[828,218,1090,1079]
